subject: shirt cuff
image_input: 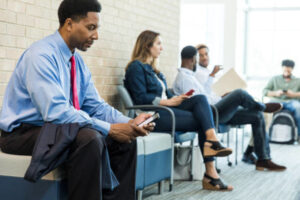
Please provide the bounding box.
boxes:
[91,118,111,136]
[207,76,214,86]
[117,115,132,123]
[152,97,162,105]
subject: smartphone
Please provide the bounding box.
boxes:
[138,113,160,127]
[283,89,287,93]
[185,89,195,96]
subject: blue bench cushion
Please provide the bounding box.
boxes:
[136,133,172,190]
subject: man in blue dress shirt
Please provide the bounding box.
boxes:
[0,0,153,199]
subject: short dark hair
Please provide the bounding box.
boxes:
[196,44,209,51]
[181,46,197,59]
[58,0,102,27]
[282,59,295,68]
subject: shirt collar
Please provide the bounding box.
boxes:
[197,64,210,71]
[178,67,195,76]
[53,30,73,64]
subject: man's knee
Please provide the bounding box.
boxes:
[290,101,300,111]
[76,128,105,151]
[106,136,137,154]
[232,89,247,97]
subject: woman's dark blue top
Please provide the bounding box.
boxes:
[124,60,174,105]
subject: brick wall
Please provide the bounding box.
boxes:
[0,0,180,109]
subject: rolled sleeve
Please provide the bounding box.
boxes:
[152,97,162,105]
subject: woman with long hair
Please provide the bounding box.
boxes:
[124,30,234,191]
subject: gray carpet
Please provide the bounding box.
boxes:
[143,134,300,200]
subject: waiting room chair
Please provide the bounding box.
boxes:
[211,106,246,166]
[117,85,196,200]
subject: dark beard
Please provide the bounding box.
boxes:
[283,75,291,79]
[192,64,197,72]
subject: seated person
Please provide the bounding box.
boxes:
[124,30,234,191]
[173,45,286,172]
[263,59,300,139]
[0,1,154,200]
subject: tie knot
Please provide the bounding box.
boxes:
[70,55,75,64]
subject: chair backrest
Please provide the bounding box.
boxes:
[117,85,135,118]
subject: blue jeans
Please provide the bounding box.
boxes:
[214,89,271,160]
[283,100,300,136]
[154,95,215,163]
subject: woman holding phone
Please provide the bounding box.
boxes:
[124,30,233,191]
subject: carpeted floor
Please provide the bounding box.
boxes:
[143,132,300,200]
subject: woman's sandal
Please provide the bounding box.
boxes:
[202,173,233,191]
[204,140,232,157]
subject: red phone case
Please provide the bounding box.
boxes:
[185,89,195,96]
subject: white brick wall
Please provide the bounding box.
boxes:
[0,0,180,109]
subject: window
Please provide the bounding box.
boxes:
[180,2,225,66]
[243,0,300,98]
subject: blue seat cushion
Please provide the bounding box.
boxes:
[175,132,196,143]
[218,124,230,133]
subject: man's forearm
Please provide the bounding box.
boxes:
[289,92,300,98]
[267,91,277,97]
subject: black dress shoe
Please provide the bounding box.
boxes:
[264,103,283,113]
[242,152,258,164]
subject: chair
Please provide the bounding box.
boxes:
[117,85,196,200]
[211,106,246,166]
[0,149,67,200]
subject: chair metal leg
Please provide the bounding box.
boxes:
[215,159,221,173]
[190,139,194,181]
[227,131,232,166]
[241,127,245,154]
[159,181,164,194]
[235,128,238,165]
[169,183,173,192]
[137,190,143,200]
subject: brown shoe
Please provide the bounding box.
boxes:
[264,103,283,113]
[256,159,286,171]
[204,140,232,157]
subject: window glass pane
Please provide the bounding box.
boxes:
[248,0,300,7]
[245,9,300,98]
[180,3,224,65]
[248,0,276,7]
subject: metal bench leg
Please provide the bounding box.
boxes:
[137,190,143,200]
[159,180,164,194]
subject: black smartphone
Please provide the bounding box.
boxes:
[138,113,160,127]
[283,90,287,93]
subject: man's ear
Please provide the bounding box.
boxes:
[65,18,73,32]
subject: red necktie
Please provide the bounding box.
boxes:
[70,56,80,110]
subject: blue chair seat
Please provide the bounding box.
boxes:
[175,132,196,143]
[218,124,230,133]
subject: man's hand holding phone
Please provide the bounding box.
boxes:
[109,113,156,143]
